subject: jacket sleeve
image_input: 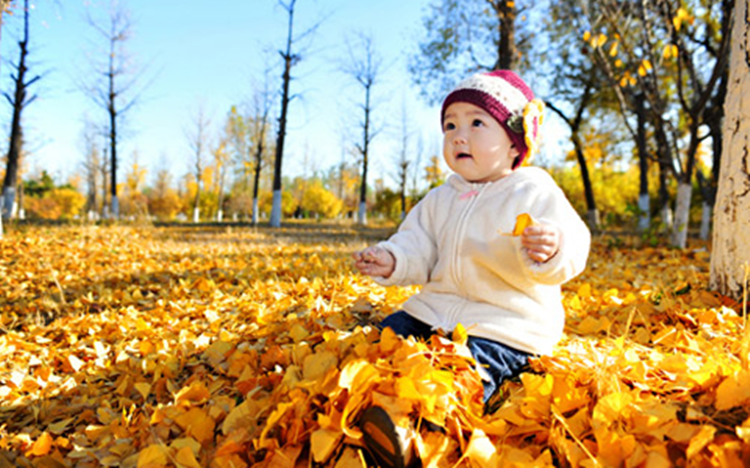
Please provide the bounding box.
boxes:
[515,180,591,286]
[371,193,439,287]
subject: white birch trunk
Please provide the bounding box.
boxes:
[111,195,119,219]
[586,209,600,232]
[2,187,15,220]
[252,197,259,225]
[699,202,712,240]
[661,205,674,233]
[710,0,750,299]
[216,209,223,222]
[638,194,650,231]
[192,207,200,223]
[672,182,692,248]
[270,190,282,227]
[358,201,367,225]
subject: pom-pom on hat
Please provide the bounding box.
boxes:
[441,70,544,169]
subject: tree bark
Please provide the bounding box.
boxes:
[271,0,297,228]
[710,0,750,300]
[2,0,37,220]
[635,94,651,231]
[494,0,517,69]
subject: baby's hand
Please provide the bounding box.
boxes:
[521,224,561,263]
[353,246,396,278]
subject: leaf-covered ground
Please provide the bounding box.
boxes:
[1,224,749,467]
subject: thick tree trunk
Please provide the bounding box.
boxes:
[710,0,750,300]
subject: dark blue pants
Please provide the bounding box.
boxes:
[380,311,531,402]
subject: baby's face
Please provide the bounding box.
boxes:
[442,102,518,183]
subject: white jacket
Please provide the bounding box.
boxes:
[374,168,591,355]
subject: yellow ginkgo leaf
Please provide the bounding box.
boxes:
[137,444,168,468]
[175,446,201,468]
[596,33,607,48]
[502,213,537,236]
[25,432,53,457]
[452,323,468,345]
[582,30,591,42]
[609,42,618,57]
[311,428,343,463]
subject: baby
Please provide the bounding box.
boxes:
[353,70,591,467]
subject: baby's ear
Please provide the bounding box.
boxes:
[509,144,520,159]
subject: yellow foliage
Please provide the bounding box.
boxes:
[0,225,747,467]
[300,182,343,219]
[24,188,86,220]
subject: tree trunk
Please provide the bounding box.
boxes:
[710,0,750,300]
[108,34,119,219]
[2,0,34,221]
[495,0,517,69]
[271,1,296,228]
[635,94,650,231]
[672,182,692,248]
[571,135,598,232]
[358,85,371,226]
[657,163,673,232]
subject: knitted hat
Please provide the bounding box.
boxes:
[441,70,544,168]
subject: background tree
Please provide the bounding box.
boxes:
[121,151,147,217]
[0,0,8,236]
[81,0,145,219]
[185,104,211,223]
[342,33,383,225]
[540,0,627,232]
[394,98,415,220]
[79,117,103,219]
[212,137,229,222]
[581,0,732,247]
[147,163,181,221]
[270,0,319,227]
[2,0,39,220]
[710,0,749,300]
[409,0,532,103]
[247,71,275,225]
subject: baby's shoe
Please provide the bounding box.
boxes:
[359,406,416,468]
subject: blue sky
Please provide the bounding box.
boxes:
[1,0,443,187]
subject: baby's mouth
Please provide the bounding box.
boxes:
[456,152,472,159]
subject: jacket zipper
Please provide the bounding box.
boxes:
[450,183,485,307]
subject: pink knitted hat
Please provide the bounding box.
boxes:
[441,70,543,169]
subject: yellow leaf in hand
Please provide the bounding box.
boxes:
[501,213,537,236]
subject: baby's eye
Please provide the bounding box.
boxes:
[472,119,485,127]
[444,122,456,131]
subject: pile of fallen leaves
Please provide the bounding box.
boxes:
[1,224,749,467]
